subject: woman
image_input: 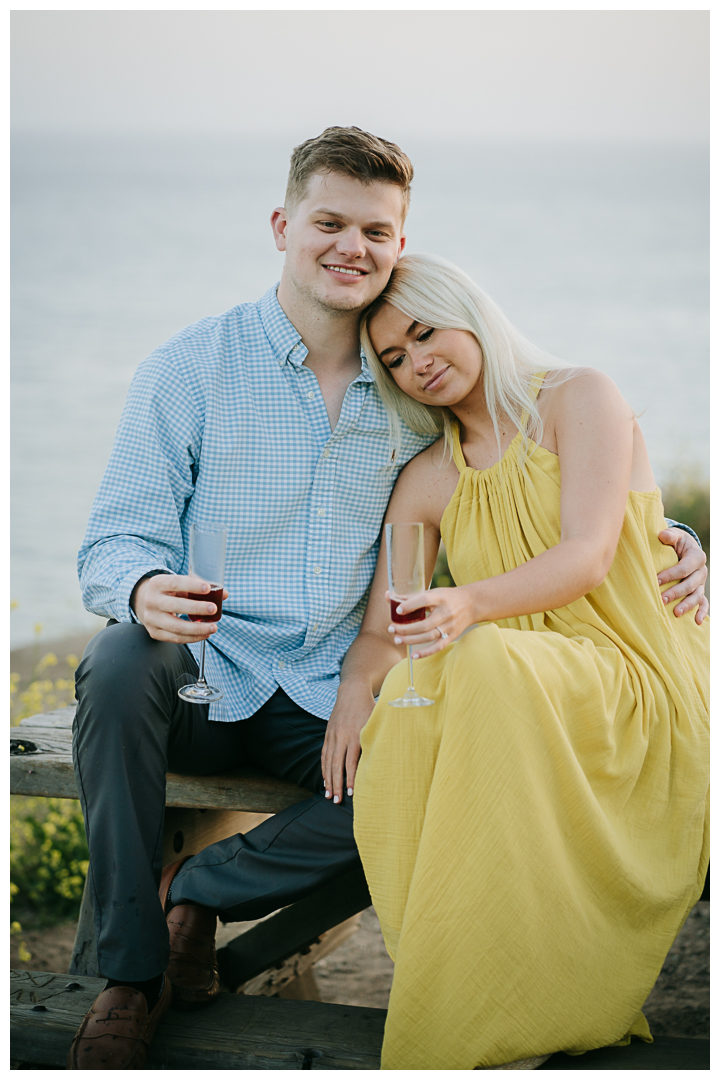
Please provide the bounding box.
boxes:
[323,255,709,1069]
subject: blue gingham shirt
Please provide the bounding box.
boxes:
[78,285,433,721]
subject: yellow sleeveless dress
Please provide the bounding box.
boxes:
[354,409,709,1070]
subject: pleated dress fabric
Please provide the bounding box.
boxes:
[353,403,709,1070]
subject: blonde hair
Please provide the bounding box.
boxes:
[360,253,575,463]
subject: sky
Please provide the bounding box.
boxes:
[11,9,708,143]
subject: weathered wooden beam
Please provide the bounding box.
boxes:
[239,915,361,997]
[10,710,311,813]
[12,971,708,1071]
[536,1035,709,1070]
[277,967,322,1001]
[162,807,272,865]
[10,970,385,1070]
[218,864,371,992]
[164,770,309,813]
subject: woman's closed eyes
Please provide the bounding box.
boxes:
[388,327,435,369]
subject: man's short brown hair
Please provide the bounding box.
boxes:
[285,126,413,221]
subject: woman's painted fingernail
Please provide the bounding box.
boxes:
[396,606,403,615]
[333,795,339,804]
[347,787,353,796]
[412,653,420,659]
[663,595,668,603]
[388,625,394,633]
[394,636,403,645]
[325,790,331,798]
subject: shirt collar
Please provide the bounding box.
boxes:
[258,284,304,367]
[357,348,375,383]
[258,283,375,383]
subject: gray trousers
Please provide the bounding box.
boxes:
[73,621,360,981]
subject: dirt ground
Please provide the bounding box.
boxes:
[10,902,709,1039]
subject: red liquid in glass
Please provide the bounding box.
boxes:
[188,586,223,623]
[390,599,426,625]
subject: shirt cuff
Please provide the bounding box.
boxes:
[664,519,702,548]
[123,568,172,623]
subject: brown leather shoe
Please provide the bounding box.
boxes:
[66,978,172,1069]
[160,856,220,1010]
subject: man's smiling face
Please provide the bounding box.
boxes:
[273,171,406,314]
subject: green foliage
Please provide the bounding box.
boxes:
[662,475,710,560]
[10,651,78,727]
[10,796,89,921]
[11,647,87,923]
[11,919,32,963]
[432,543,456,588]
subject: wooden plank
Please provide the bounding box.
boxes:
[164,770,309,813]
[10,713,75,799]
[218,864,371,992]
[277,967,322,1002]
[10,970,385,1069]
[10,755,310,813]
[10,709,311,813]
[11,971,707,1071]
[10,754,79,800]
[10,726,72,750]
[162,807,272,865]
[538,1035,709,1070]
[239,915,361,997]
[15,706,77,729]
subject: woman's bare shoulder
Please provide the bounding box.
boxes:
[388,439,460,526]
[396,438,460,488]
[540,367,632,420]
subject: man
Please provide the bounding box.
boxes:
[67,127,707,1069]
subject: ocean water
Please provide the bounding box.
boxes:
[11,134,709,647]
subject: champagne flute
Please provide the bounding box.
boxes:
[178,522,227,704]
[386,522,434,708]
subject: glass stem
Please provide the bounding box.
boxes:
[198,638,207,686]
[407,645,415,692]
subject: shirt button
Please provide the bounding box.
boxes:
[312,623,318,631]
[290,344,299,352]
[307,391,315,400]
[317,508,325,517]
[278,660,285,669]
[323,449,330,458]
[313,565,322,575]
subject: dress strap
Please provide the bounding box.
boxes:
[451,422,467,472]
[519,371,548,430]
[529,371,548,402]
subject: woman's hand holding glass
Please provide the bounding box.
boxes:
[388,583,480,660]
